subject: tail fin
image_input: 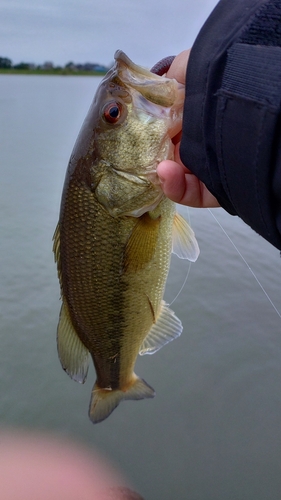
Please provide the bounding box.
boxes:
[89,375,155,424]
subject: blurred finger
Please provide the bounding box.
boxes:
[0,430,139,500]
[100,487,144,499]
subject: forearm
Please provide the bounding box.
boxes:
[180,0,281,249]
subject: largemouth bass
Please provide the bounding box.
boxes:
[53,50,199,424]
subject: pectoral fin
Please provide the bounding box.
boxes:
[172,213,200,262]
[57,302,89,383]
[124,213,161,272]
[139,300,182,355]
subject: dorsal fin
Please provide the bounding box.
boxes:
[52,223,63,288]
[57,302,89,383]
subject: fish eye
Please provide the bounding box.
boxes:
[103,101,122,124]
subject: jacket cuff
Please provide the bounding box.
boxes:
[180,0,281,248]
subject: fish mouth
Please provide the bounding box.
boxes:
[113,49,184,109]
[114,50,160,80]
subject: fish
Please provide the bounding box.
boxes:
[53,50,200,424]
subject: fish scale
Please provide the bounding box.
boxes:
[61,182,129,350]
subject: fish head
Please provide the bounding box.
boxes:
[111,49,184,135]
[66,50,184,217]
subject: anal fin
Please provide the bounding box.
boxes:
[139,300,182,355]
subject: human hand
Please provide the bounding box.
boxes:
[157,50,220,208]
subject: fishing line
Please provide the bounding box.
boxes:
[169,206,192,306]
[208,208,281,319]
[169,260,191,306]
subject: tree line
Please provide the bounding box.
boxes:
[0,57,109,73]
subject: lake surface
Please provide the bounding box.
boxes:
[1,74,281,500]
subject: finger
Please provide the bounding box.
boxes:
[180,173,220,208]
[157,160,220,208]
[173,148,220,207]
[166,49,191,84]
[0,430,129,500]
[157,160,187,203]
[173,142,191,173]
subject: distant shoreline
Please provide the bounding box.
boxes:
[0,68,107,76]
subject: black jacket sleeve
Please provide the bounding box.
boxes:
[180,0,281,250]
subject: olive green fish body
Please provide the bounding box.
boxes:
[53,51,199,423]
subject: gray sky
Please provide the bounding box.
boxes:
[2,0,219,67]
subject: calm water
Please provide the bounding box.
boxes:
[1,75,281,500]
